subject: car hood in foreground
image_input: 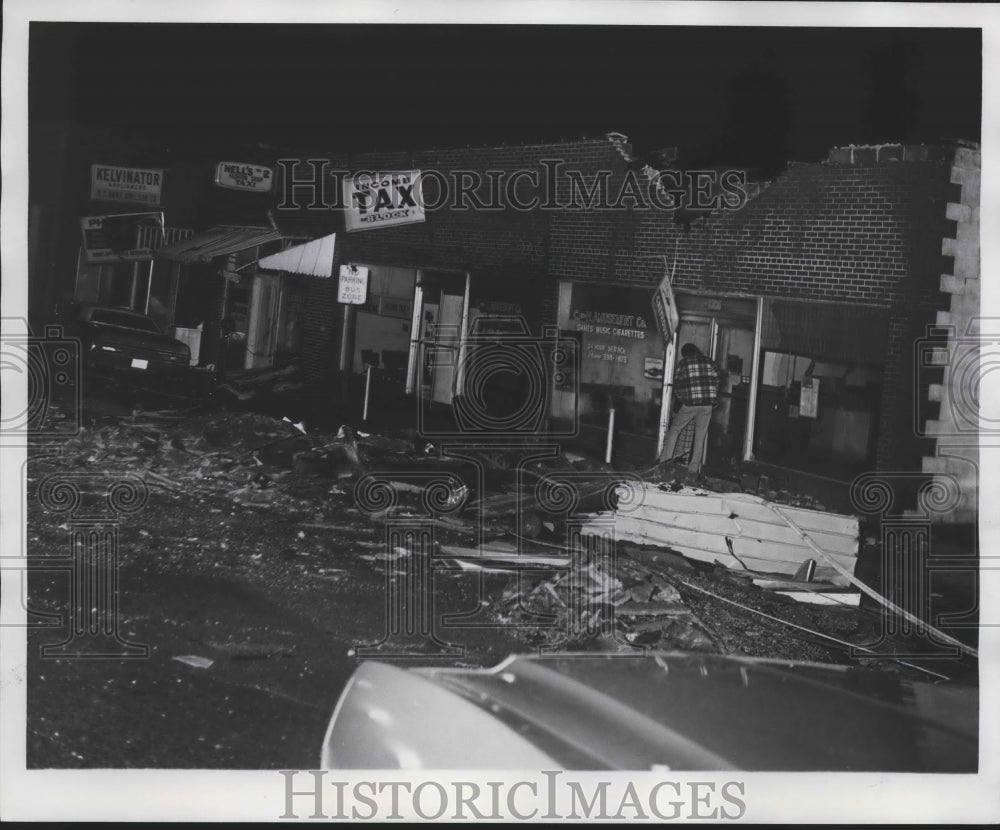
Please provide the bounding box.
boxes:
[320,651,977,772]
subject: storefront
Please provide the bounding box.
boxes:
[73,214,193,331]
[752,298,888,480]
[337,263,479,423]
[331,258,554,424]
[669,293,762,471]
[661,292,888,481]
[154,225,310,372]
[554,280,667,462]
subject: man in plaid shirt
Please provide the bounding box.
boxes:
[658,343,722,473]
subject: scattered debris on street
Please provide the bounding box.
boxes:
[31,406,975,680]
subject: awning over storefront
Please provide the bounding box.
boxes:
[153,226,285,263]
[257,233,337,277]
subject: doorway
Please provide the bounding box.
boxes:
[244,273,282,369]
[410,269,469,407]
[671,295,759,472]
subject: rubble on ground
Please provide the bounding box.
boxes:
[216,362,305,403]
[28,407,963,676]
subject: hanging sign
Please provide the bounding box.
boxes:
[215,161,274,192]
[79,212,164,262]
[338,264,370,304]
[800,377,820,418]
[343,171,425,232]
[652,270,680,342]
[91,164,164,207]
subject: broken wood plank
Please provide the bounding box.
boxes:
[750,577,856,592]
[438,543,570,569]
[615,600,690,617]
[774,591,861,607]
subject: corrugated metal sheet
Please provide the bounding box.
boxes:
[257,233,337,277]
[153,226,284,263]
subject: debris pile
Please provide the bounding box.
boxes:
[580,480,862,602]
[441,541,719,653]
[28,407,974,677]
[216,362,305,403]
[39,408,374,512]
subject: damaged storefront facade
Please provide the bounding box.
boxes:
[34,128,975,509]
[47,137,322,378]
[152,224,313,373]
[285,135,966,503]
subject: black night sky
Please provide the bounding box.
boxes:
[30,23,981,173]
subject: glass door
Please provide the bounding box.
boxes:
[709,322,756,469]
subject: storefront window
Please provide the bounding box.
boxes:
[754,350,882,479]
[173,263,221,329]
[556,281,666,459]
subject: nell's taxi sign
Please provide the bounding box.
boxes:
[215,161,274,193]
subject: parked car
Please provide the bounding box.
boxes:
[320,651,977,771]
[73,305,191,376]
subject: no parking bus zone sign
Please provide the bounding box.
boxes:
[338,264,370,304]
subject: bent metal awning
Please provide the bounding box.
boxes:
[153,225,285,264]
[257,233,337,278]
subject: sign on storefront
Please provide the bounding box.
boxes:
[338,264,370,304]
[561,282,664,387]
[652,269,680,341]
[343,171,424,232]
[215,161,274,192]
[79,212,164,262]
[90,164,164,207]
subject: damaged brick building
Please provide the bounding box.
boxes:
[277,134,975,513]
[35,130,979,520]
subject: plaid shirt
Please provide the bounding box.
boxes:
[673,353,721,406]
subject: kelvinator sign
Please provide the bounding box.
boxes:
[215,161,274,192]
[91,164,164,207]
[342,170,425,232]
